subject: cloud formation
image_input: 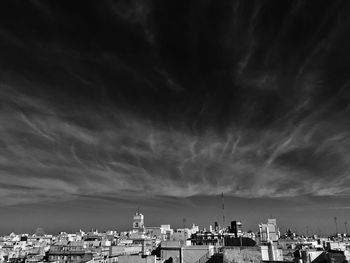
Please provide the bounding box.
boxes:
[0,75,350,206]
[0,0,350,208]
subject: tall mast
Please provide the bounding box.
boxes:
[222,192,225,228]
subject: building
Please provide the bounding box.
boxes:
[160,241,214,263]
[117,255,156,263]
[190,232,224,246]
[133,213,145,231]
[224,236,256,247]
[259,219,280,243]
[47,241,93,263]
[230,221,243,238]
[261,242,283,261]
[224,247,262,263]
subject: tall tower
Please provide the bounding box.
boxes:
[222,192,225,229]
[344,221,348,235]
[334,217,338,234]
[133,212,145,231]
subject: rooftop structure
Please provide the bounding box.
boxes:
[259,219,280,243]
[133,212,145,231]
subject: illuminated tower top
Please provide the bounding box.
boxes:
[133,212,144,230]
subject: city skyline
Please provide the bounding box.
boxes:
[1,194,348,236]
[0,0,350,234]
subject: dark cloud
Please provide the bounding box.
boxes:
[0,0,350,232]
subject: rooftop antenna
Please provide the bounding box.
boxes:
[221,192,225,228]
[334,217,338,234]
[344,221,348,234]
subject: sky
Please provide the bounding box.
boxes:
[0,0,350,235]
